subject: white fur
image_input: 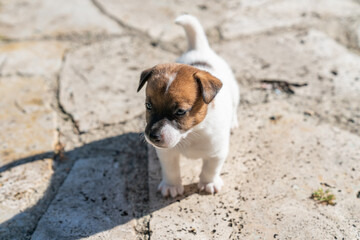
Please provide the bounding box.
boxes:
[156,14,240,197]
[175,15,210,51]
[165,73,177,93]
[160,123,182,148]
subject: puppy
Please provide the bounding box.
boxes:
[137,14,239,197]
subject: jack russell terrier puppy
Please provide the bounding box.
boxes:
[137,14,239,197]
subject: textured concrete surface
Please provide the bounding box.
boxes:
[0,158,53,238]
[0,76,55,164]
[0,41,68,76]
[221,0,360,41]
[0,0,122,39]
[217,29,360,135]
[59,36,175,132]
[1,0,360,239]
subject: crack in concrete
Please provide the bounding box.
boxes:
[13,100,27,114]
[27,50,88,238]
[92,112,145,130]
[130,144,152,240]
[90,0,137,33]
[132,216,151,240]
[90,0,180,55]
[0,33,128,46]
[55,49,84,135]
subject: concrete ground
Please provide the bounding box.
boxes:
[1,0,360,239]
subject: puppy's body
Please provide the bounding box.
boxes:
[138,15,239,197]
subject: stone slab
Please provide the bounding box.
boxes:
[148,101,360,239]
[0,41,68,77]
[221,0,360,42]
[32,133,148,239]
[59,36,176,132]
[215,29,360,134]
[0,0,123,40]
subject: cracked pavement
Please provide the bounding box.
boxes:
[1,0,360,239]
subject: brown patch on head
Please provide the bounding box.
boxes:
[138,63,222,134]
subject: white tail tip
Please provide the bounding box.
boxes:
[175,14,209,51]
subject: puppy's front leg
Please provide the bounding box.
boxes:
[198,156,226,194]
[156,148,184,198]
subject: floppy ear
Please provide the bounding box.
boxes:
[193,71,223,104]
[137,67,153,92]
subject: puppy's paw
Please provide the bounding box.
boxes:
[198,176,223,194]
[157,180,184,198]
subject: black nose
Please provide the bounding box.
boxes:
[149,132,161,143]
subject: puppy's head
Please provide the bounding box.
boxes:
[137,63,222,148]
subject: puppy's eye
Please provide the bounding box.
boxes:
[145,102,152,110]
[175,109,186,116]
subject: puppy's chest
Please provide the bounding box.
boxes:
[177,130,216,159]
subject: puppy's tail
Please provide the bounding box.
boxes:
[175,14,210,51]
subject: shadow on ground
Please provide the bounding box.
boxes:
[0,132,199,239]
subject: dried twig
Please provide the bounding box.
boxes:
[260,79,308,94]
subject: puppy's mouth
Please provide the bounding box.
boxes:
[144,123,185,149]
[144,134,177,149]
